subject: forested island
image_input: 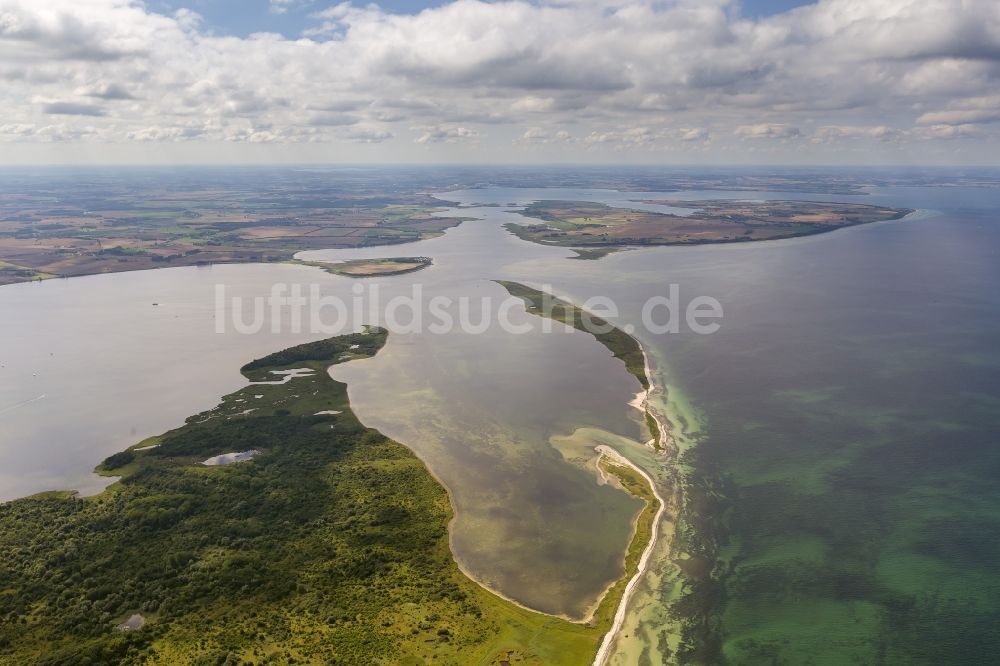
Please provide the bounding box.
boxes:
[0,328,659,665]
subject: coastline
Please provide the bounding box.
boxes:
[0,329,612,664]
[592,444,668,666]
[293,256,433,278]
[495,280,684,663]
[0,204,920,288]
[591,336,680,665]
[505,203,916,255]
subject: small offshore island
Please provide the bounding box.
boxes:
[509,199,914,253]
[299,256,432,278]
[0,323,665,665]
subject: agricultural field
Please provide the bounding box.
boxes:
[0,183,461,285]
[509,199,912,250]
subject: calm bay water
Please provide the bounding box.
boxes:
[2,181,999,662]
[0,202,648,619]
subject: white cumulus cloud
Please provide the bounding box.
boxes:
[0,0,996,162]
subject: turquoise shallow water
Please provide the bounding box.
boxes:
[502,185,1000,664]
[664,202,1000,664]
[314,182,1000,661]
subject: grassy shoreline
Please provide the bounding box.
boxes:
[497,280,669,451]
[0,329,614,665]
[1,298,670,665]
[506,200,915,256]
[295,256,432,278]
[496,281,683,663]
[496,280,649,392]
[592,446,667,666]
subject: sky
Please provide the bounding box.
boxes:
[0,0,998,165]
[144,0,815,38]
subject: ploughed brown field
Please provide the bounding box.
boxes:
[0,191,461,286]
[509,199,913,250]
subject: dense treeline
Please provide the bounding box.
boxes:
[240,333,383,375]
[0,329,602,665]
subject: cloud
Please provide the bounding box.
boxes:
[510,96,587,113]
[0,0,998,160]
[127,125,206,141]
[269,0,303,15]
[309,112,360,127]
[516,127,574,143]
[918,109,1000,125]
[811,123,981,143]
[678,127,709,142]
[42,102,106,116]
[916,96,1000,126]
[585,127,660,147]
[813,125,904,143]
[0,2,167,61]
[1,122,101,142]
[76,82,137,100]
[911,123,983,140]
[578,125,709,150]
[340,126,394,143]
[0,122,35,138]
[413,125,481,144]
[735,124,801,140]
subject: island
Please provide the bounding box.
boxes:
[299,256,432,278]
[508,199,914,253]
[0,167,924,285]
[0,328,660,665]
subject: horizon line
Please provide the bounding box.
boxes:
[1,162,998,170]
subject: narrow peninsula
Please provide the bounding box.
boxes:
[497,281,678,665]
[498,280,663,448]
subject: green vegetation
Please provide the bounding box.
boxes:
[644,411,661,446]
[0,329,614,665]
[297,256,432,278]
[569,248,620,261]
[0,259,51,282]
[596,458,659,617]
[0,175,460,286]
[497,281,648,390]
[508,200,913,253]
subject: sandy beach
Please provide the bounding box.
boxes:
[592,340,674,666]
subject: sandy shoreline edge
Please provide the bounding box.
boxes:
[401,282,681,662]
[484,281,682,663]
[592,339,674,665]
